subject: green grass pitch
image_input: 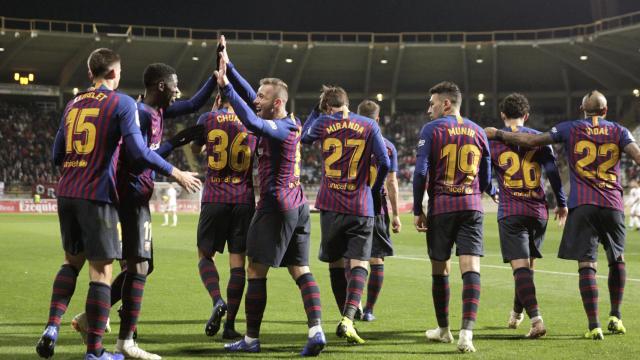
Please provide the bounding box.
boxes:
[1,212,639,359]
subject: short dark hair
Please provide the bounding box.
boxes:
[429,81,462,106]
[143,63,177,88]
[87,48,120,78]
[500,93,530,119]
[320,85,349,110]
[357,99,380,120]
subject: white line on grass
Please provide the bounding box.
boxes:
[393,255,640,282]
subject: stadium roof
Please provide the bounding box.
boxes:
[0,10,639,118]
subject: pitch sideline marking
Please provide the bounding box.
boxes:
[393,255,640,283]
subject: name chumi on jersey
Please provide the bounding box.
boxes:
[586,127,609,136]
[326,121,365,135]
[447,126,475,138]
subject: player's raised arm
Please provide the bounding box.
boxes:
[485,126,554,148]
[300,107,323,144]
[219,36,258,108]
[164,76,216,118]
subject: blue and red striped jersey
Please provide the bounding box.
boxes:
[116,78,216,204]
[413,115,492,216]
[550,117,634,211]
[490,126,566,220]
[301,110,390,217]
[222,83,306,212]
[198,107,257,205]
[54,87,145,203]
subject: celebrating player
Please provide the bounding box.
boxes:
[301,89,390,344]
[214,39,326,356]
[37,48,200,360]
[488,93,568,338]
[413,81,491,353]
[485,90,640,340]
[191,89,257,340]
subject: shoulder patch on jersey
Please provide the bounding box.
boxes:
[550,127,558,134]
[418,139,425,147]
[265,120,278,130]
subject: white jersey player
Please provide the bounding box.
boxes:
[162,183,179,227]
[627,181,640,230]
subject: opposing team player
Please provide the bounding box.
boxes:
[488,93,568,338]
[191,89,257,340]
[301,88,390,344]
[357,100,401,322]
[413,81,491,352]
[71,62,215,359]
[214,40,326,356]
[485,90,640,340]
[161,183,178,226]
[626,181,640,230]
[37,48,200,360]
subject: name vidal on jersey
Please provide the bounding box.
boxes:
[325,121,365,135]
[586,127,609,136]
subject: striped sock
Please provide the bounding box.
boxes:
[432,274,450,328]
[47,264,78,329]
[118,273,146,340]
[461,271,481,330]
[226,267,246,326]
[245,278,267,338]
[198,258,222,304]
[296,273,322,327]
[514,268,539,318]
[85,282,111,356]
[579,267,600,330]
[513,293,524,314]
[365,264,384,313]
[110,270,126,306]
[329,267,347,313]
[608,262,625,319]
[344,266,367,320]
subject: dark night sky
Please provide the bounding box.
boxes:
[2,0,640,33]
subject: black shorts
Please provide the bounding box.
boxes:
[197,203,254,256]
[426,211,484,261]
[57,197,121,261]
[319,211,374,263]
[246,204,310,267]
[558,205,625,262]
[119,200,153,260]
[498,216,547,263]
[371,213,394,258]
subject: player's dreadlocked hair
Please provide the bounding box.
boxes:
[143,63,177,88]
[500,93,530,119]
[357,99,380,120]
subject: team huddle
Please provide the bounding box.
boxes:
[34,36,640,360]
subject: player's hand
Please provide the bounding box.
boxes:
[414,214,428,232]
[555,206,568,227]
[484,127,498,139]
[171,169,202,194]
[168,124,205,148]
[214,55,230,87]
[219,35,230,64]
[392,215,402,233]
[491,193,499,204]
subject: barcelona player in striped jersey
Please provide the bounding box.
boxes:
[485,90,640,340]
[413,81,491,353]
[71,62,214,360]
[191,90,257,340]
[357,100,401,322]
[214,38,326,356]
[37,48,201,360]
[301,87,390,344]
[488,93,568,339]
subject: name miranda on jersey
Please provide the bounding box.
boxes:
[447,126,476,138]
[325,121,365,135]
